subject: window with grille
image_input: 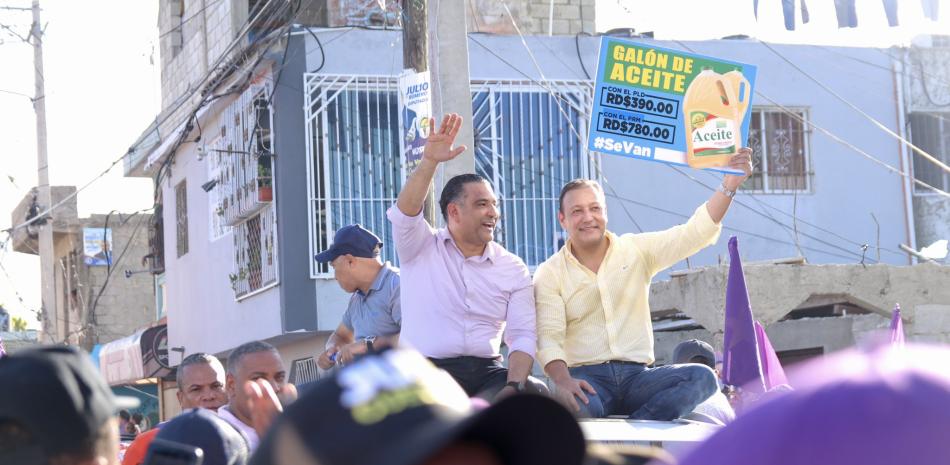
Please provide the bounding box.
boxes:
[231,206,278,298]
[175,181,188,257]
[207,137,233,241]
[908,112,950,194]
[305,75,404,277]
[304,75,594,275]
[743,108,811,193]
[471,81,595,267]
[290,357,319,385]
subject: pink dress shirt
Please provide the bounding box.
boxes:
[386,205,536,360]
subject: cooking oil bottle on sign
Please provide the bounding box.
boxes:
[683,67,750,169]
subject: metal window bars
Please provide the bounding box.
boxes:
[231,205,278,298]
[304,74,404,278]
[743,108,812,194]
[471,80,595,267]
[303,75,595,274]
[908,112,950,194]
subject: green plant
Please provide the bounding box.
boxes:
[258,161,272,187]
[228,268,248,291]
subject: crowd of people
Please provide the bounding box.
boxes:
[2,114,949,464]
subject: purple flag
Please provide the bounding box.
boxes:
[754,320,788,389]
[890,304,905,347]
[722,236,766,394]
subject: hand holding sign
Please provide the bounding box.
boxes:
[723,147,754,191]
[589,38,757,175]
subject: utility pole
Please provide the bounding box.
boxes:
[428,1,475,208]
[31,0,58,343]
[402,0,438,224]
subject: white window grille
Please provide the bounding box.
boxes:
[204,75,279,299]
[471,80,595,267]
[207,136,232,241]
[908,112,950,194]
[231,206,278,299]
[743,108,812,193]
[212,78,275,227]
[304,75,404,277]
[303,75,595,274]
[290,357,319,385]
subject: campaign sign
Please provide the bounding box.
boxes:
[588,37,757,174]
[83,228,113,266]
[399,70,432,170]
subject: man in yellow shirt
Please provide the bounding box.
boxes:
[534,149,752,420]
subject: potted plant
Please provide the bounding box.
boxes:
[258,161,273,202]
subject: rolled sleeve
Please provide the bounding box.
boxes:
[637,202,722,277]
[534,263,568,367]
[503,274,537,359]
[386,204,436,264]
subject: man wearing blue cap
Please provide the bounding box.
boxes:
[314,224,401,369]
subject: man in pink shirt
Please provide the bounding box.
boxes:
[387,113,545,401]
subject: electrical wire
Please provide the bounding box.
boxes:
[474,18,904,262]
[157,0,226,40]
[670,39,950,199]
[759,40,950,177]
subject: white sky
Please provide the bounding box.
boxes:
[598,0,950,46]
[0,0,947,328]
[0,1,158,328]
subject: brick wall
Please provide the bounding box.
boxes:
[467,0,594,35]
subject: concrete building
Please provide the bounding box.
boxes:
[8,186,156,350]
[897,36,950,260]
[122,1,605,391]
[649,262,950,369]
[123,1,946,400]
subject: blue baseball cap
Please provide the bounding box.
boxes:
[314,224,382,264]
[154,408,248,465]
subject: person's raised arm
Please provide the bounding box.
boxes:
[706,148,753,224]
[395,113,467,216]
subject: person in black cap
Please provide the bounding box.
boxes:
[672,339,735,424]
[249,347,587,465]
[0,345,139,465]
[314,224,401,368]
[150,408,249,465]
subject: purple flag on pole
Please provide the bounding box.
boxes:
[754,320,788,390]
[890,304,905,347]
[722,236,766,394]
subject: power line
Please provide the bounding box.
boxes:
[472,22,906,262]
[499,1,644,232]
[157,0,226,40]
[2,0,290,236]
[759,39,950,177]
[669,39,950,199]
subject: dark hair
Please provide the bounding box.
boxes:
[0,418,115,465]
[131,412,144,423]
[118,410,131,421]
[226,340,278,375]
[558,179,604,213]
[177,352,224,390]
[439,174,490,221]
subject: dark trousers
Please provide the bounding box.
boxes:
[428,356,548,400]
[429,356,508,398]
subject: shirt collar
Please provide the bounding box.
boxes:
[359,262,394,296]
[563,230,615,267]
[438,228,497,263]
